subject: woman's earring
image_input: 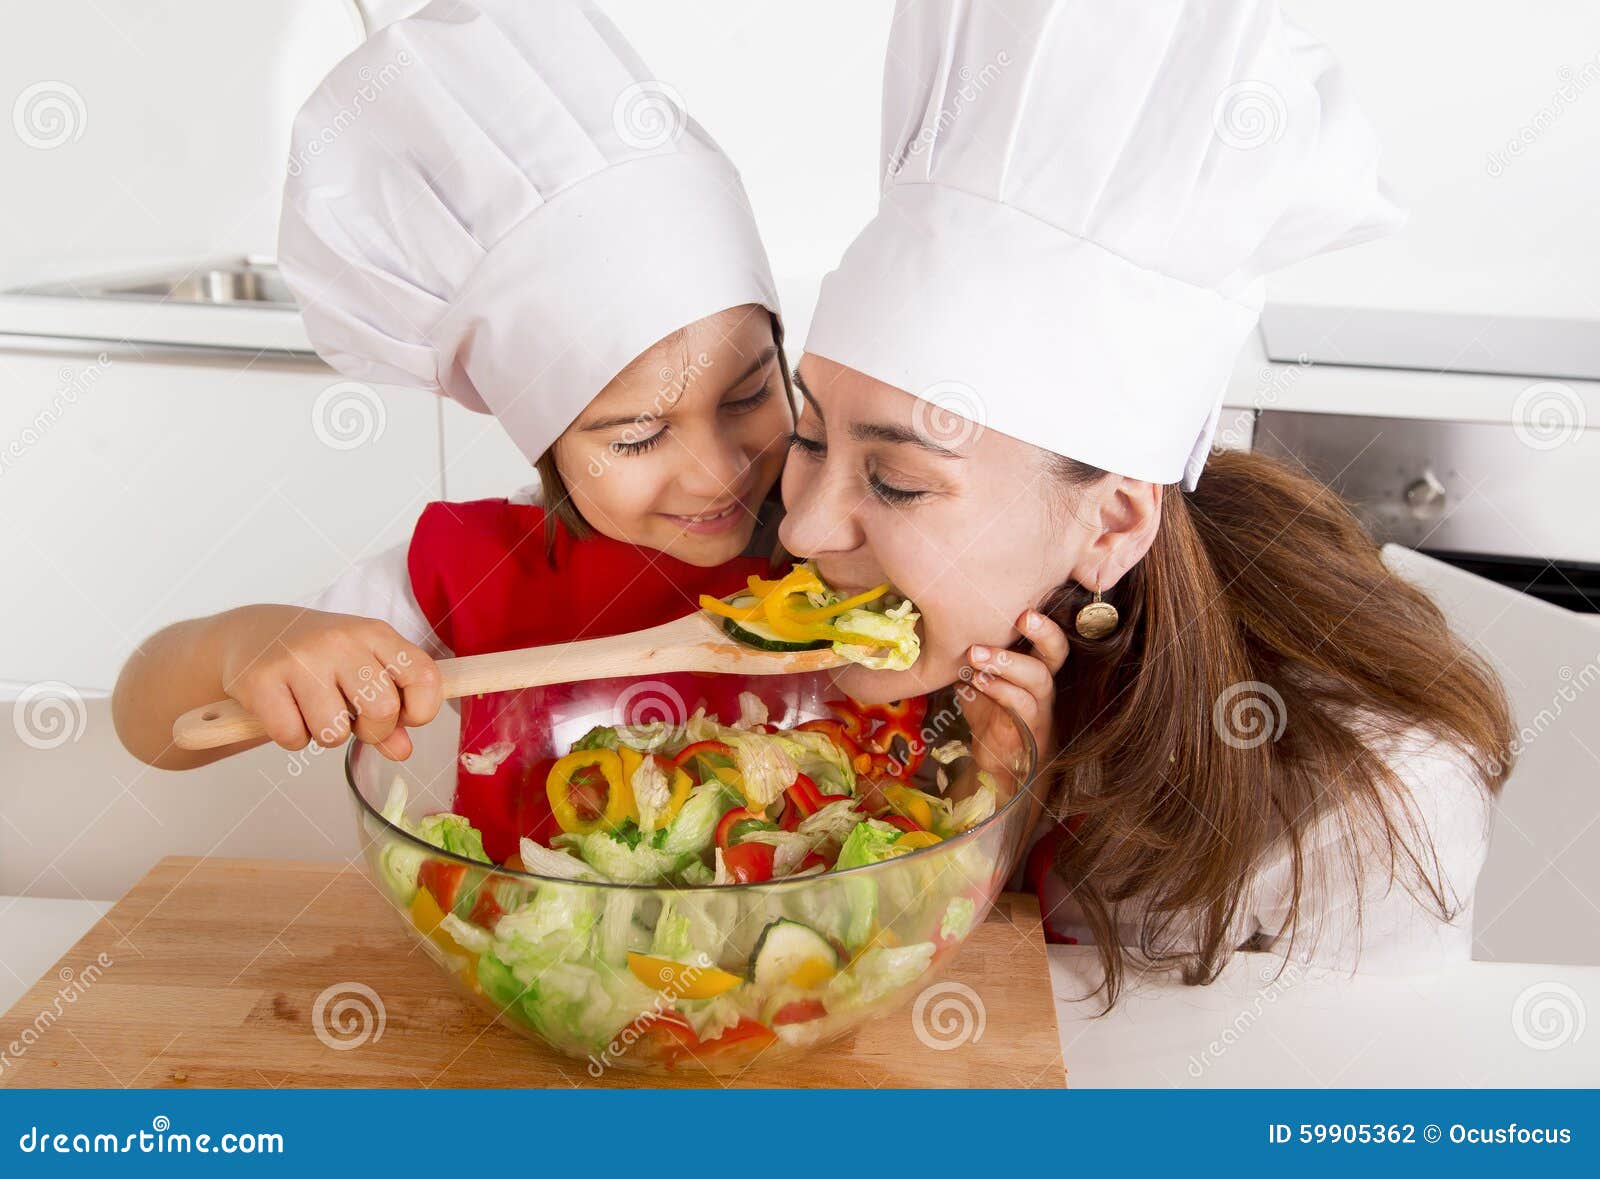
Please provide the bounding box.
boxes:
[1074,591,1119,639]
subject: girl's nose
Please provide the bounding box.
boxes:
[674,433,747,500]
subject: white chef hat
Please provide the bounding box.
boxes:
[805,0,1404,489]
[279,0,779,465]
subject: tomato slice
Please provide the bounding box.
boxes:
[417,859,467,911]
[771,998,827,1026]
[468,884,504,927]
[632,1010,701,1068]
[698,1017,778,1066]
[721,841,775,883]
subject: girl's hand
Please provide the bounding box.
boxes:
[959,609,1068,795]
[218,607,442,761]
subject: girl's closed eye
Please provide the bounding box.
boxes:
[610,427,666,456]
[722,383,773,416]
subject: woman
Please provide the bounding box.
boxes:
[781,0,1512,1000]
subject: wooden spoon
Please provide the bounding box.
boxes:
[171,611,845,751]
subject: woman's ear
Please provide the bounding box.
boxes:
[1075,477,1162,590]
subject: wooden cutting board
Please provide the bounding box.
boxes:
[0,857,1065,1089]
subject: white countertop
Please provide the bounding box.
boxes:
[1051,944,1600,1087]
[6,894,1596,1086]
[0,896,111,1016]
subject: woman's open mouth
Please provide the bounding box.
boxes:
[662,500,745,535]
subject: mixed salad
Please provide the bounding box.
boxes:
[700,563,921,671]
[371,692,1005,1070]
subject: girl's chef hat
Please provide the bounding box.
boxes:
[805,0,1404,489]
[279,0,778,465]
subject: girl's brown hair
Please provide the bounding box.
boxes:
[1043,447,1512,1005]
[534,308,792,553]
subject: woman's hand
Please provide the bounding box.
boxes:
[217,607,442,762]
[959,609,1068,800]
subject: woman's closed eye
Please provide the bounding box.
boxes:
[867,470,927,506]
[788,429,824,457]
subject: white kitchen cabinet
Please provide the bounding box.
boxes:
[0,345,440,691]
[437,398,538,503]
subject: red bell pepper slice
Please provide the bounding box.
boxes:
[721,841,775,883]
[795,719,876,776]
[827,696,931,779]
[669,740,734,768]
[715,806,774,849]
[881,813,923,835]
[799,850,830,872]
[668,740,736,786]
[786,772,826,816]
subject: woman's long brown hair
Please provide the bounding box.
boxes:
[1044,448,1513,1005]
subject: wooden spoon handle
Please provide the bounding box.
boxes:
[171,615,776,751]
[170,641,647,751]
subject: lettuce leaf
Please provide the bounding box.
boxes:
[831,599,921,671]
[659,782,735,856]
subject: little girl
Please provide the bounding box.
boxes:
[111,0,794,858]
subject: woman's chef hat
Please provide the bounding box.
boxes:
[279,0,778,465]
[805,0,1403,489]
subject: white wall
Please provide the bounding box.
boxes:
[0,0,364,287]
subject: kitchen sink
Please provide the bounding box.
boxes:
[12,257,297,308]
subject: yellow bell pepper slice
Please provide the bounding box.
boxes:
[410,887,480,989]
[620,746,693,829]
[882,783,936,832]
[889,829,944,855]
[626,952,744,999]
[788,956,838,989]
[546,748,633,835]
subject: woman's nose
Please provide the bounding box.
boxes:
[779,462,860,558]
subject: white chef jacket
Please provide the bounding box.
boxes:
[1032,726,1495,975]
[307,484,547,659]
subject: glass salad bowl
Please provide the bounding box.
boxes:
[344,671,1038,1077]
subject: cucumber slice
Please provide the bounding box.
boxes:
[748,918,841,987]
[718,595,830,653]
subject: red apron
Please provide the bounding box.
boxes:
[407,499,776,862]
